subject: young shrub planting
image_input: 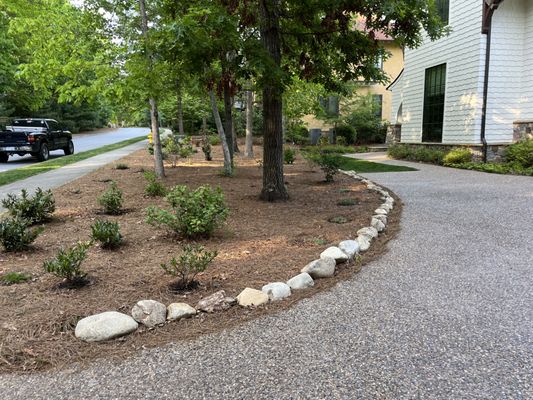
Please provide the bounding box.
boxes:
[98,181,123,214]
[0,271,32,285]
[1,188,55,224]
[209,135,221,146]
[178,136,194,160]
[160,244,218,290]
[443,148,472,165]
[303,151,342,182]
[0,217,43,252]
[144,171,167,197]
[201,136,213,161]
[284,147,296,164]
[146,185,229,238]
[43,241,92,286]
[90,220,122,249]
[114,163,129,170]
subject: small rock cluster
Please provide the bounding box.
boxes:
[74,171,394,342]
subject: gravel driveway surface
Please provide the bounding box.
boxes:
[1,155,531,399]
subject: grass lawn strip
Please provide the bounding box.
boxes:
[0,136,146,187]
[338,155,417,173]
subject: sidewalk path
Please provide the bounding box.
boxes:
[0,140,147,211]
[0,154,531,399]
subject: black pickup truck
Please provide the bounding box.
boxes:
[0,118,74,162]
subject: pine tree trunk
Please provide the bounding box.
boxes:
[245,89,254,158]
[223,78,234,163]
[232,110,240,153]
[209,90,232,175]
[177,80,185,136]
[149,98,165,178]
[259,0,288,201]
[139,0,164,178]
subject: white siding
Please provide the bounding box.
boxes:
[521,1,533,121]
[399,0,485,144]
[486,0,527,143]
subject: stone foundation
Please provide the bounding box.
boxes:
[395,143,508,163]
[386,124,401,145]
[513,121,533,142]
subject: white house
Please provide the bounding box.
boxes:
[389,0,532,159]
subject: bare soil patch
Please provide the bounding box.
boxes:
[0,143,401,373]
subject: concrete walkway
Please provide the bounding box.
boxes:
[1,154,531,399]
[0,140,147,211]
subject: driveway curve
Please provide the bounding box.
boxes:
[1,155,531,399]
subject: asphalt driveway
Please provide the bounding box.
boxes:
[0,127,148,173]
[0,154,531,399]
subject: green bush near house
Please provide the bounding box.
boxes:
[286,125,309,145]
[388,144,446,165]
[443,148,472,165]
[335,124,357,145]
[302,151,342,182]
[505,139,533,168]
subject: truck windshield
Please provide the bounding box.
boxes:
[13,120,47,128]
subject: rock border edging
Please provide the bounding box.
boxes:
[74,170,396,342]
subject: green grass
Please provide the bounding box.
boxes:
[0,136,146,187]
[0,271,32,285]
[337,155,417,173]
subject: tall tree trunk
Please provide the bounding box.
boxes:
[223,78,234,163]
[139,0,164,177]
[245,89,254,158]
[232,108,240,153]
[209,90,232,176]
[202,115,207,134]
[259,0,288,201]
[177,80,185,136]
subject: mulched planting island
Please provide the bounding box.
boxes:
[0,143,401,373]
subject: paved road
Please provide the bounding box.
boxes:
[1,154,531,399]
[0,127,148,172]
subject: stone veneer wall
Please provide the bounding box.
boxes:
[513,121,533,142]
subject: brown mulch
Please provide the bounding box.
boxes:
[0,143,401,373]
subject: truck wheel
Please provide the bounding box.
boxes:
[37,143,49,162]
[0,152,8,163]
[63,140,74,155]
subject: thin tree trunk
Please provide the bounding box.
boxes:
[259,0,288,201]
[202,116,207,134]
[177,80,185,136]
[139,0,164,177]
[232,108,240,153]
[209,90,232,175]
[223,78,234,163]
[245,89,254,158]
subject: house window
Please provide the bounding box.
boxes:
[422,63,446,142]
[372,94,383,119]
[436,0,449,25]
[374,54,383,71]
[319,95,340,116]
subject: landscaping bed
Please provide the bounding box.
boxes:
[0,144,400,373]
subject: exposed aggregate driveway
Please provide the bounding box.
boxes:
[1,155,532,399]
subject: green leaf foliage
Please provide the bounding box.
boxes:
[1,188,55,224]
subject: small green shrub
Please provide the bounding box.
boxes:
[146,185,229,238]
[178,136,194,159]
[43,241,91,285]
[286,125,309,145]
[443,148,472,165]
[337,199,359,206]
[505,139,533,168]
[1,188,55,224]
[303,152,342,182]
[160,244,218,289]
[335,124,357,144]
[335,136,347,146]
[114,163,129,170]
[387,144,411,159]
[328,216,351,224]
[449,162,533,176]
[284,147,296,164]
[98,181,123,215]
[302,145,353,155]
[209,135,221,146]
[0,271,32,285]
[201,136,213,161]
[144,171,167,197]
[90,220,122,249]
[0,217,43,252]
